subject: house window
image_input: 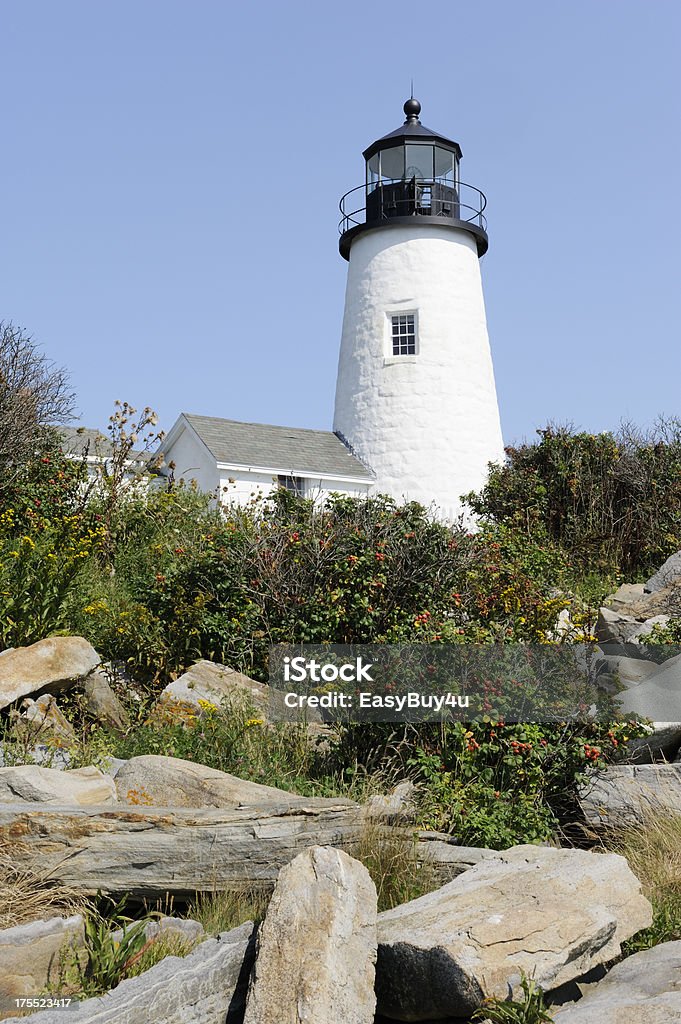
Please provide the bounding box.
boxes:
[391,313,417,355]
[278,474,306,497]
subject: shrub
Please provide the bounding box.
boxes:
[467,420,681,576]
[408,718,642,849]
[70,490,482,683]
[0,430,98,648]
[0,515,103,649]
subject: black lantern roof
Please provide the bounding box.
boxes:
[363,99,463,163]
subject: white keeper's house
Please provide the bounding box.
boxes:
[99,98,505,517]
[161,414,373,504]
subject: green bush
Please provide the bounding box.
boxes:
[467,421,681,576]
[408,718,643,848]
[69,490,483,683]
[0,434,100,648]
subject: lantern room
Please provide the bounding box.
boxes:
[339,98,488,260]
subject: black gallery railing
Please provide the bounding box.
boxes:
[339,179,488,236]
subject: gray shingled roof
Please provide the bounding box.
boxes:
[183,414,372,480]
[60,426,148,464]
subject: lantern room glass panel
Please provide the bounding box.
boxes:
[367,154,379,192]
[434,146,457,184]
[404,144,434,181]
[379,147,404,182]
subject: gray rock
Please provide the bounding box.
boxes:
[0,765,116,805]
[624,587,681,620]
[628,615,672,642]
[589,651,659,692]
[114,754,316,808]
[17,694,78,746]
[363,781,417,822]
[0,915,83,1012]
[553,939,681,1022]
[153,659,314,724]
[628,722,681,763]
[82,671,130,732]
[375,844,651,1021]
[243,846,377,1024]
[580,763,681,827]
[104,757,128,777]
[603,575,681,620]
[605,582,647,612]
[596,607,642,644]
[0,638,101,711]
[0,799,363,898]
[646,551,681,594]
[1,921,255,1024]
[617,652,681,720]
[413,833,497,882]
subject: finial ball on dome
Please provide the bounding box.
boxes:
[403,97,421,119]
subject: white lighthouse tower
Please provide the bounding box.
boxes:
[333,98,504,519]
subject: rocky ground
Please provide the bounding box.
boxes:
[2,549,681,1022]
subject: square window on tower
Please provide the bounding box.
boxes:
[391,313,417,356]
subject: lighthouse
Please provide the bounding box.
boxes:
[333,98,504,519]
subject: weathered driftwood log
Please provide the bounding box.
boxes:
[0,801,483,898]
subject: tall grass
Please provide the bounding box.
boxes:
[353,824,439,912]
[602,813,681,951]
[0,840,89,929]
[187,887,269,936]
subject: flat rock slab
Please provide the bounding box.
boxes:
[580,764,681,827]
[243,846,377,1024]
[0,803,474,898]
[375,845,651,1021]
[0,638,101,710]
[1,921,255,1024]
[553,939,681,1023]
[114,754,312,809]
[0,800,362,897]
[0,766,116,806]
[0,915,83,1013]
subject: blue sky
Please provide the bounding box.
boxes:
[2,0,679,446]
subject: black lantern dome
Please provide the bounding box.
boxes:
[339,99,488,261]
